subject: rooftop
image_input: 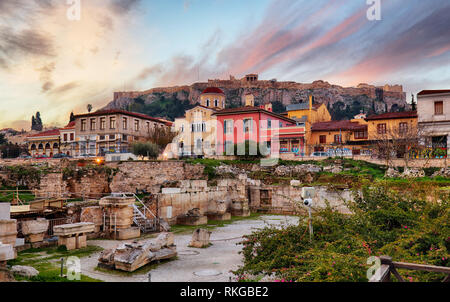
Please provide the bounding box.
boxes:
[213,106,296,123]
[418,90,450,96]
[286,102,322,111]
[311,120,367,132]
[365,111,417,121]
[27,129,60,138]
[73,109,169,124]
[202,87,225,95]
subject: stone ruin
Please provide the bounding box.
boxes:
[21,218,49,244]
[53,222,95,250]
[0,219,17,247]
[189,229,211,248]
[0,241,16,282]
[98,232,176,272]
[177,208,208,226]
[231,199,250,217]
[206,199,231,221]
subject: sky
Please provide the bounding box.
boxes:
[1,0,450,130]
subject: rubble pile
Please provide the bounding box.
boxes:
[98,232,176,272]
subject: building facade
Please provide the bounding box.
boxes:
[417,90,450,156]
[27,129,60,157]
[213,94,297,155]
[73,109,171,156]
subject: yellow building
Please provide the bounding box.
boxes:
[365,111,418,141]
[173,87,225,156]
[26,129,61,157]
[285,96,332,124]
[309,120,369,156]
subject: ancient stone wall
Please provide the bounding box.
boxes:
[108,161,205,193]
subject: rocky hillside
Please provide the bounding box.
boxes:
[103,77,409,121]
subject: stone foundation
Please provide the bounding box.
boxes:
[0,220,17,247]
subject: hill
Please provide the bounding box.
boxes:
[103,76,409,121]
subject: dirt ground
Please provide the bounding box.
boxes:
[80,215,299,282]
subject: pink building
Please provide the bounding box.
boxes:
[212,104,297,155]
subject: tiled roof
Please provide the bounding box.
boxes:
[286,102,322,111]
[27,129,60,138]
[418,90,450,96]
[213,106,296,123]
[311,120,367,132]
[202,87,224,94]
[365,111,417,121]
[60,121,75,130]
[73,109,169,124]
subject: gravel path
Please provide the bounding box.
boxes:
[80,215,298,282]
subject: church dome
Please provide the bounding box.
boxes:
[202,87,224,94]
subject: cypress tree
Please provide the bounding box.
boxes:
[35,112,43,131]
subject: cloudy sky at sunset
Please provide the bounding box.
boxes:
[1,0,450,129]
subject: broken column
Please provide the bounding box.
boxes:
[231,198,250,217]
[99,195,140,240]
[98,232,177,272]
[53,222,95,250]
[206,199,231,221]
[21,218,49,244]
[189,228,211,248]
[177,208,208,226]
[0,219,17,247]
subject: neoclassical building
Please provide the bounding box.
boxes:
[172,87,225,156]
[27,129,61,157]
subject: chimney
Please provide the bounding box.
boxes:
[245,94,255,107]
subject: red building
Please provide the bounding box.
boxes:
[212,95,297,155]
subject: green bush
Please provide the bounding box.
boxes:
[131,142,160,159]
[234,182,450,282]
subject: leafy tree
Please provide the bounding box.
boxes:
[87,104,93,113]
[411,94,417,111]
[271,101,285,114]
[0,133,7,145]
[131,142,160,159]
[31,116,36,131]
[35,112,43,131]
[70,112,75,122]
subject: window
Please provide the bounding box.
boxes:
[399,122,408,134]
[435,101,443,115]
[110,134,115,140]
[70,133,74,141]
[134,120,140,131]
[224,140,233,154]
[355,130,367,139]
[90,118,96,131]
[122,135,128,141]
[123,118,128,130]
[110,117,116,129]
[63,134,68,141]
[377,123,387,134]
[206,99,210,107]
[224,120,233,134]
[202,122,206,132]
[81,119,87,131]
[319,135,326,144]
[214,99,218,107]
[244,118,253,133]
[334,134,342,144]
[99,135,105,141]
[100,117,106,130]
[279,121,283,128]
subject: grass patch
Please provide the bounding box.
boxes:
[8,245,104,282]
